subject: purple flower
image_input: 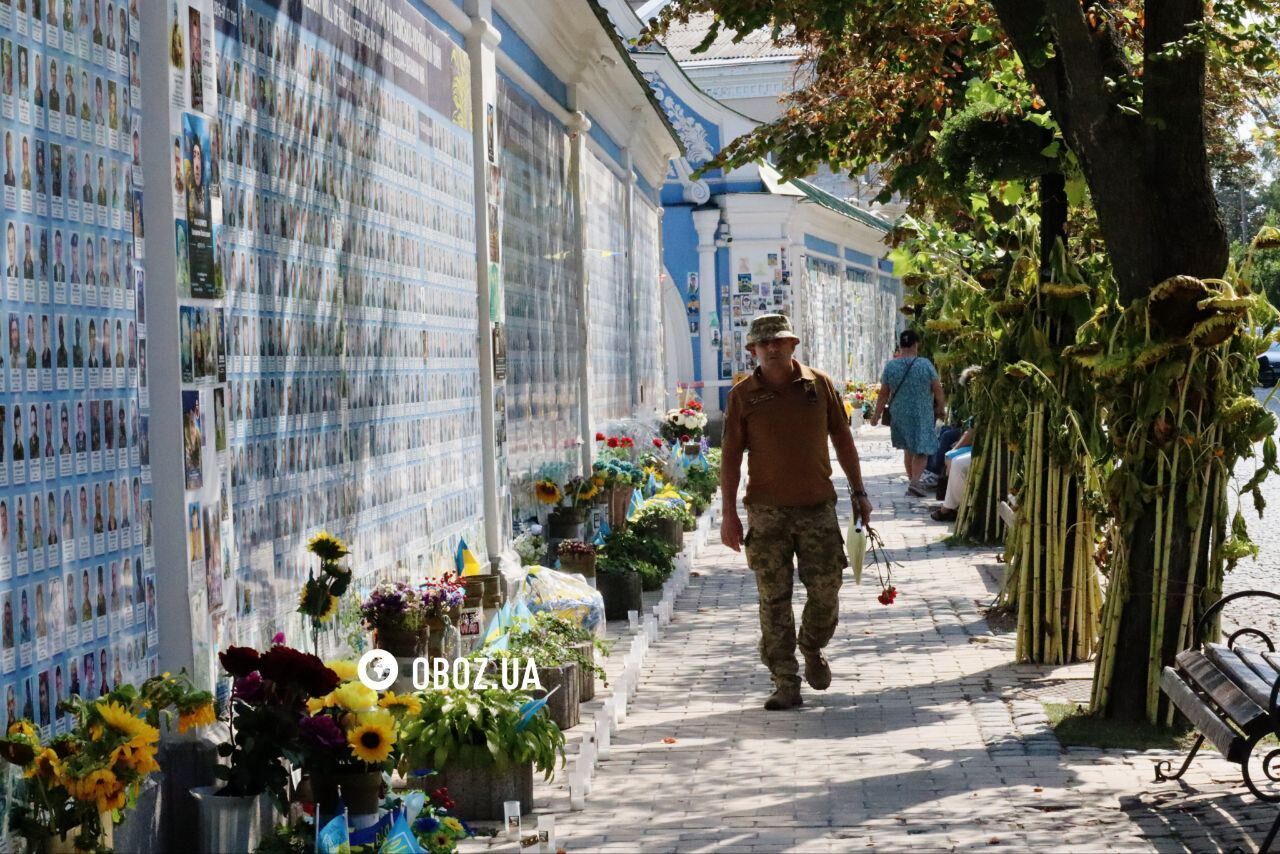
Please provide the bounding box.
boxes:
[233,672,266,703]
[298,714,347,750]
[272,632,286,645]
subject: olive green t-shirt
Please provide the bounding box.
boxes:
[721,361,847,507]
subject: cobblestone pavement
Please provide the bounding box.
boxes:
[462,428,1277,853]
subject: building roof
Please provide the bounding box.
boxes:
[659,12,802,65]
[757,161,891,232]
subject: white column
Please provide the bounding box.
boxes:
[567,106,593,477]
[692,207,721,417]
[621,149,638,414]
[465,0,503,562]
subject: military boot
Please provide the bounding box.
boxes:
[802,649,832,690]
[763,679,802,711]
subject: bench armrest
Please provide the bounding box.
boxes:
[1194,590,1280,652]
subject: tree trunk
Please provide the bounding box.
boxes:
[1038,172,1068,280]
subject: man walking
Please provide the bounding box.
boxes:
[721,315,873,710]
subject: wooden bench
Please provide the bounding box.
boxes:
[1156,590,1280,852]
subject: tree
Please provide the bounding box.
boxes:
[648,0,1280,721]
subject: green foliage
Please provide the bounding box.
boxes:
[934,101,1057,187]
[597,527,676,591]
[1043,703,1194,751]
[482,612,610,685]
[398,687,565,780]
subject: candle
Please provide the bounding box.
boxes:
[503,801,521,840]
[569,771,586,810]
[627,609,639,631]
[595,716,611,759]
[538,815,557,853]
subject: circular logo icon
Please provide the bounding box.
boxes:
[357,649,397,691]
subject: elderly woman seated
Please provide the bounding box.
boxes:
[930,426,974,523]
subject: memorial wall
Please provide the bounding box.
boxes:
[0,0,154,736]
[0,0,671,702]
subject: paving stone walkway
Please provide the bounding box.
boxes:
[462,428,1278,853]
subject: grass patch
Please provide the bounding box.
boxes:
[1044,703,1197,751]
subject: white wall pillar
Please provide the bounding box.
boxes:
[692,207,721,416]
[465,0,503,562]
[567,106,593,477]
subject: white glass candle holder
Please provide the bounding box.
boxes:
[627,609,639,630]
[595,716,611,759]
[503,801,521,839]
[538,815,557,853]
[569,771,586,810]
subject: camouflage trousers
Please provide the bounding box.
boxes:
[744,501,847,684]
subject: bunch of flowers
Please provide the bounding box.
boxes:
[845,381,881,419]
[659,400,708,444]
[360,581,433,633]
[0,674,214,852]
[298,532,353,651]
[864,526,900,606]
[592,458,644,489]
[562,475,600,508]
[556,538,596,557]
[298,665,420,775]
[595,432,636,461]
[216,642,342,808]
[419,572,466,617]
[512,530,545,566]
[412,787,475,853]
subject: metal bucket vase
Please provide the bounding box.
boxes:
[191,787,274,854]
[374,625,428,658]
[308,769,384,819]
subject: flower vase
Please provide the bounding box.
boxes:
[374,625,428,658]
[308,769,384,820]
[546,506,585,540]
[191,787,274,854]
[558,551,596,578]
[607,486,630,530]
[42,818,113,854]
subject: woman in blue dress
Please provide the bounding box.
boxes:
[871,330,946,495]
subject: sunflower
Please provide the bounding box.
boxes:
[378,691,421,717]
[331,681,378,712]
[68,768,126,812]
[325,659,359,682]
[26,747,62,781]
[533,480,562,505]
[441,816,465,836]
[347,719,394,764]
[96,701,159,744]
[430,831,452,850]
[110,740,160,775]
[7,720,37,739]
[318,594,339,621]
[307,531,350,561]
[177,702,217,733]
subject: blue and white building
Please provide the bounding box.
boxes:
[603,1,905,426]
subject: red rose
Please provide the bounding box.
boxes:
[622,437,634,447]
[218,646,262,678]
[258,646,340,697]
[680,435,690,443]
[607,437,619,448]
[595,432,605,441]
[652,439,663,447]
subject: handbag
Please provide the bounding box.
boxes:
[882,357,919,428]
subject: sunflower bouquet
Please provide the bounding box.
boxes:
[0,674,214,852]
[298,531,354,654]
[297,662,419,780]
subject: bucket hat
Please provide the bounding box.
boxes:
[746,314,800,345]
